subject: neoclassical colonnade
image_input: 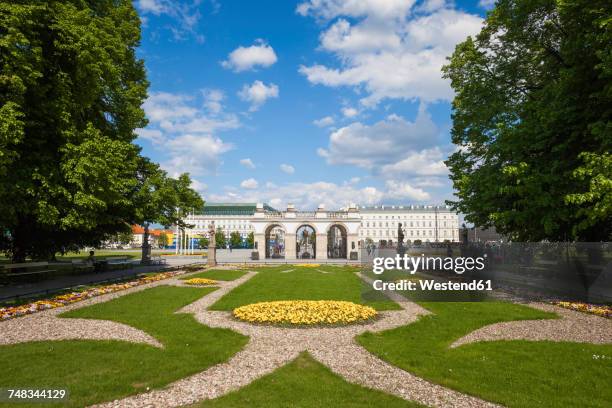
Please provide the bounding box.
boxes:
[251,204,361,261]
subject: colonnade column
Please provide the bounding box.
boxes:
[285,234,296,259]
[316,233,328,260]
[254,233,266,259]
[347,233,359,260]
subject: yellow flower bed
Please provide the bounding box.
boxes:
[233,300,377,325]
[554,301,610,319]
[297,264,320,268]
[184,278,218,286]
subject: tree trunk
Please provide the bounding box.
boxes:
[10,221,29,263]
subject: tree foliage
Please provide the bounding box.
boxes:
[246,231,254,248]
[443,0,611,241]
[215,228,226,248]
[0,1,204,261]
[229,231,242,248]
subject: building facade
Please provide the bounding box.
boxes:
[358,205,459,245]
[179,202,460,259]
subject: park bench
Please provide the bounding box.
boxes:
[0,262,57,282]
[149,255,167,266]
[104,256,134,270]
[70,259,95,273]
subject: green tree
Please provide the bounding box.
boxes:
[246,231,254,248]
[0,1,149,261]
[132,158,203,263]
[198,237,209,248]
[229,231,242,248]
[157,232,170,248]
[442,0,611,241]
[117,231,133,246]
[215,228,226,248]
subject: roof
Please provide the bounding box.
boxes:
[358,205,455,213]
[201,202,277,216]
[131,225,173,236]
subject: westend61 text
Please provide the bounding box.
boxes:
[372,254,486,275]
[373,279,493,292]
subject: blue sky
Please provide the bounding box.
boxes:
[134,0,494,210]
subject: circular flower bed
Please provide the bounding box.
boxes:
[184,278,218,286]
[233,300,377,325]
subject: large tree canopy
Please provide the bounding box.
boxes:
[443,0,611,241]
[0,1,203,261]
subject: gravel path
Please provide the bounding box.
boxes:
[0,276,185,348]
[5,267,606,408]
[451,302,612,348]
[95,272,499,408]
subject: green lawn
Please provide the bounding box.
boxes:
[0,286,247,408]
[197,352,421,408]
[358,282,612,407]
[209,265,400,311]
[183,269,247,281]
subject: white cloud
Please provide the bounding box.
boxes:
[478,0,496,9]
[202,89,225,115]
[136,0,203,42]
[341,107,359,118]
[135,128,164,144]
[238,80,279,111]
[209,178,430,211]
[240,178,259,189]
[318,104,439,169]
[384,180,430,201]
[222,40,278,72]
[296,0,416,20]
[240,158,256,169]
[209,181,384,210]
[138,91,240,177]
[313,116,335,127]
[379,147,448,176]
[298,3,483,106]
[163,134,233,177]
[280,164,295,174]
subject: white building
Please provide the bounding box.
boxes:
[357,205,459,244]
[182,203,460,252]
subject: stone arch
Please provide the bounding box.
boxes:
[265,223,285,259]
[327,223,347,259]
[296,224,316,259]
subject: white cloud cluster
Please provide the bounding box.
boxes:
[341,107,359,118]
[138,91,240,177]
[280,164,295,174]
[202,89,225,115]
[297,0,483,106]
[318,104,451,195]
[240,158,256,169]
[210,179,430,210]
[240,178,259,189]
[313,116,335,127]
[137,0,205,43]
[318,104,439,169]
[238,80,279,111]
[222,40,278,72]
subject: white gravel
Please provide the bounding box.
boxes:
[94,272,499,408]
[5,267,604,408]
[451,302,612,348]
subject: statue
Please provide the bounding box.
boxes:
[397,223,405,247]
[397,223,406,267]
[208,221,217,266]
